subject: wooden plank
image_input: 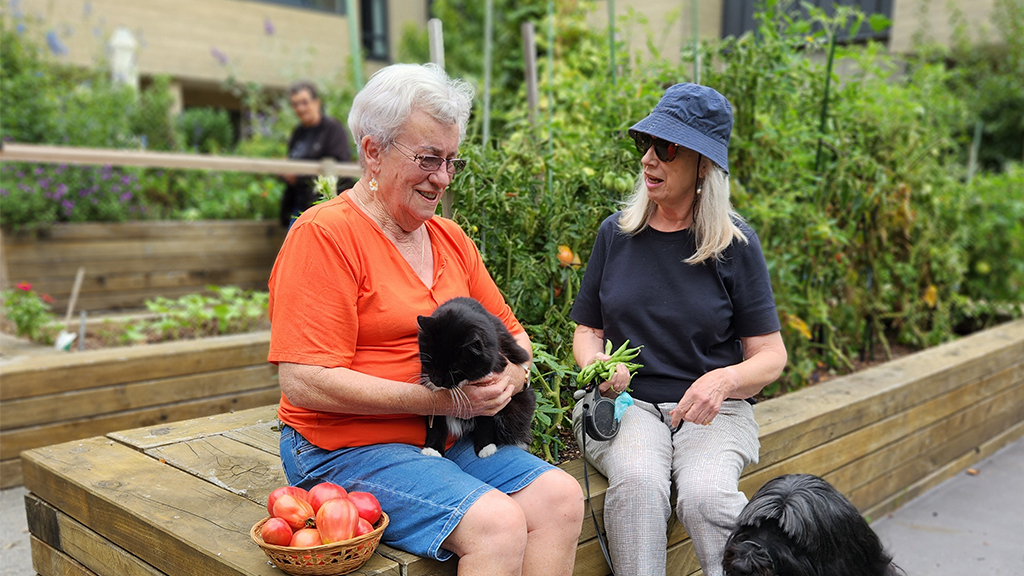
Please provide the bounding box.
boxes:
[0,331,271,401]
[665,537,701,576]
[1,388,281,460]
[21,436,399,576]
[376,546,455,576]
[110,405,279,451]
[22,268,273,300]
[738,361,1024,496]
[2,221,284,244]
[0,142,362,177]
[71,285,272,312]
[25,493,164,576]
[847,388,1024,512]
[750,321,1024,475]
[3,236,285,265]
[222,421,282,455]
[31,536,98,576]
[864,418,1024,521]
[1,364,276,430]
[823,369,1024,494]
[1,457,24,489]
[6,252,279,280]
[145,435,287,507]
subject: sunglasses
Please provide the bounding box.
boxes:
[393,141,468,175]
[630,131,679,162]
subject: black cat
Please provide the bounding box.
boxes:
[417,297,536,458]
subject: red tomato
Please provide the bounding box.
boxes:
[347,491,383,524]
[266,486,309,516]
[316,498,360,544]
[289,528,322,548]
[260,517,294,546]
[273,494,316,531]
[307,482,348,513]
[354,518,374,537]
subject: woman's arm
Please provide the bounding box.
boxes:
[279,362,516,419]
[573,324,631,396]
[669,330,787,427]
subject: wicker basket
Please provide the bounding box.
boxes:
[250,512,389,576]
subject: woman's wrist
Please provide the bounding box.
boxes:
[518,362,531,391]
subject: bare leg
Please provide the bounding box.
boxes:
[510,469,585,576]
[443,489,528,576]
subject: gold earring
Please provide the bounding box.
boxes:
[369,177,379,192]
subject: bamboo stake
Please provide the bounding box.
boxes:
[428,19,453,219]
[522,22,539,126]
[346,0,363,88]
[483,0,494,148]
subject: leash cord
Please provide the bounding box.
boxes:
[581,429,615,575]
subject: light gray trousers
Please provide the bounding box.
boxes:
[572,397,759,576]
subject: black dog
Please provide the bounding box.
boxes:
[723,474,901,576]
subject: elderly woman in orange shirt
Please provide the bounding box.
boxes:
[268,63,583,575]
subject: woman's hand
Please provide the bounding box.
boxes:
[591,353,631,398]
[669,367,738,428]
[452,372,517,418]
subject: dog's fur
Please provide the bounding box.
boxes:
[722,474,901,576]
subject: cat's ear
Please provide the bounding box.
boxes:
[417,315,433,330]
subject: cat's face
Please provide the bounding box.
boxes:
[418,312,499,389]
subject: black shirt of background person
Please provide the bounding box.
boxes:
[281,115,355,227]
[570,212,781,405]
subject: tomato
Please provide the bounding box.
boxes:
[289,528,322,548]
[316,498,360,544]
[557,245,574,267]
[267,486,309,516]
[273,494,316,531]
[354,518,374,537]
[347,491,383,525]
[307,482,348,513]
[260,517,294,546]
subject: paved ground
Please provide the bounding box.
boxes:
[871,435,1024,576]
[1,436,1021,575]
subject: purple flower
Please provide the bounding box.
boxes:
[18,184,31,192]
[264,18,275,35]
[0,188,9,197]
[210,47,228,66]
[46,30,68,56]
[56,164,67,174]
[34,167,44,176]
[38,178,51,189]
[62,199,74,215]
[16,171,25,178]
[120,192,132,202]
[121,175,132,185]
[55,183,68,197]
[111,184,121,193]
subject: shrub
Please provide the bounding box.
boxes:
[1,283,56,343]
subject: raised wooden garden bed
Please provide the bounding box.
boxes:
[17,318,1024,575]
[0,331,278,488]
[0,221,285,311]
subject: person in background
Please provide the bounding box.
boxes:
[280,80,354,227]
[571,83,788,576]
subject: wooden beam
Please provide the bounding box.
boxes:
[0,142,362,178]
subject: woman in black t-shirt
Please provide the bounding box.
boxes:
[571,84,787,576]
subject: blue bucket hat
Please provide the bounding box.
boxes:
[629,83,733,174]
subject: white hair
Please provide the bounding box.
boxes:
[617,162,748,264]
[347,63,474,168]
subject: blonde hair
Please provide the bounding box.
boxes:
[617,162,747,263]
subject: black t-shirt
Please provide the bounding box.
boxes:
[570,213,781,404]
[281,115,354,226]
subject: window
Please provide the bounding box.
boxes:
[721,0,893,42]
[248,0,346,15]
[361,0,389,61]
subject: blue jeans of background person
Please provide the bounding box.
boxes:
[279,425,556,561]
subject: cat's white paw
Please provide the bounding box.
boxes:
[421,447,443,457]
[477,444,498,458]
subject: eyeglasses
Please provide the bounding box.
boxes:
[393,141,468,175]
[629,131,679,162]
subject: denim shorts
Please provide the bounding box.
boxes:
[279,425,556,561]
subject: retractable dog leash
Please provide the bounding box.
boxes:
[574,385,621,575]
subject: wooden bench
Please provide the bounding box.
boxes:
[0,332,279,488]
[1,221,285,311]
[20,318,1024,576]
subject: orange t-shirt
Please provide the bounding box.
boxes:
[268,190,524,450]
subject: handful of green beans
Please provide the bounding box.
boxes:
[577,339,643,387]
